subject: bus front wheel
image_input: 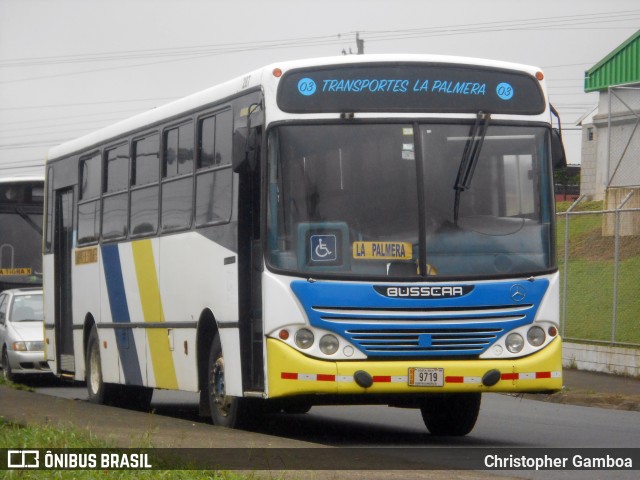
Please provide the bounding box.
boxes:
[420,393,481,436]
[207,333,248,428]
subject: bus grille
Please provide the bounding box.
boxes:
[345,327,503,354]
[312,304,531,356]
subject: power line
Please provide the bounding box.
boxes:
[0,96,178,111]
[1,10,638,84]
[0,33,353,68]
[0,140,65,150]
[0,108,150,127]
[0,164,45,172]
[358,10,640,37]
[0,114,146,136]
[0,158,45,168]
[2,9,636,68]
[0,37,355,85]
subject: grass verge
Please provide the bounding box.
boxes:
[0,419,250,479]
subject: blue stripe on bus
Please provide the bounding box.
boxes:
[101,244,144,386]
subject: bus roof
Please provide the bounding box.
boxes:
[46,54,545,162]
[0,176,44,184]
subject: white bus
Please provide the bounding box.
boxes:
[44,54,566,435]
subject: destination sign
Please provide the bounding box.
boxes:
[75,247,98,265]
[0,268,32,276]
[353,241,413,260]
[277,63,545,115]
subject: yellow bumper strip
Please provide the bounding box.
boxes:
[267,336,563,398]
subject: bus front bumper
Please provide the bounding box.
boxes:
[266,337,562,399]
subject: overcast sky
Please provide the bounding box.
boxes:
[1,0,639,177]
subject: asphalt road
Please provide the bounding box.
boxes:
[34,380,640,448]
[18,378,640,479]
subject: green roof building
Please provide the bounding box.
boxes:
[584,30,640,92]
[580,29,640,223]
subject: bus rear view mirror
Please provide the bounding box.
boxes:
[549,104,566,170]
[551,128,566,170]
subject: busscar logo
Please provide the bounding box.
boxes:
[374,285,474,299]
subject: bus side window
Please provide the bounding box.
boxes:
[102,144,130,240]
[78,152,102,245]
[162,122,194,232]
[196,110,233,226]
[131,133,160,236]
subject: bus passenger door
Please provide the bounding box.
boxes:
[53,188,74,373]
[236,122,264,393]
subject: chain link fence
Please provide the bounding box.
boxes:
[557,195,640,348]
[606,85,640,189]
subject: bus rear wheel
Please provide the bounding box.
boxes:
[207,333,249,428]
[86,325,117,405]
[86,325,153,410]
[420,393,481,436]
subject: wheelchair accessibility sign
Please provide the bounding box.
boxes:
[310,234,337,262]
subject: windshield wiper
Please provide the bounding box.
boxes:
[453,112,490,225]
[12,206,43,236]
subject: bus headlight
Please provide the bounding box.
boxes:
[270,325,367,360]
[505,333,524,353]
[527,326,546,347]
[319,334,339,355]
[480,322,558,359]
[294,329,314,349]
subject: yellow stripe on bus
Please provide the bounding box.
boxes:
[131,240,178,390]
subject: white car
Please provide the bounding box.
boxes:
[0,288,50,381]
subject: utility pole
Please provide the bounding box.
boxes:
[356,32,364,54]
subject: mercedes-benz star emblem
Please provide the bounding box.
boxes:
[510,284,526,302]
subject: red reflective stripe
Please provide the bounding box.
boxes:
[373,376,391,383]
[501,373,519,380]
[445,376,464,383]
[317,374,336,382]
[536,371,551,379]
[281,372,298,380]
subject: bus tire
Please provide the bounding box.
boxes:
[86,325,117,405]
[420,393,481,436]
[207,333,248,428]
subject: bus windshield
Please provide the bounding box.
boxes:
[0,181,44,289]
[267,123,555,279]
